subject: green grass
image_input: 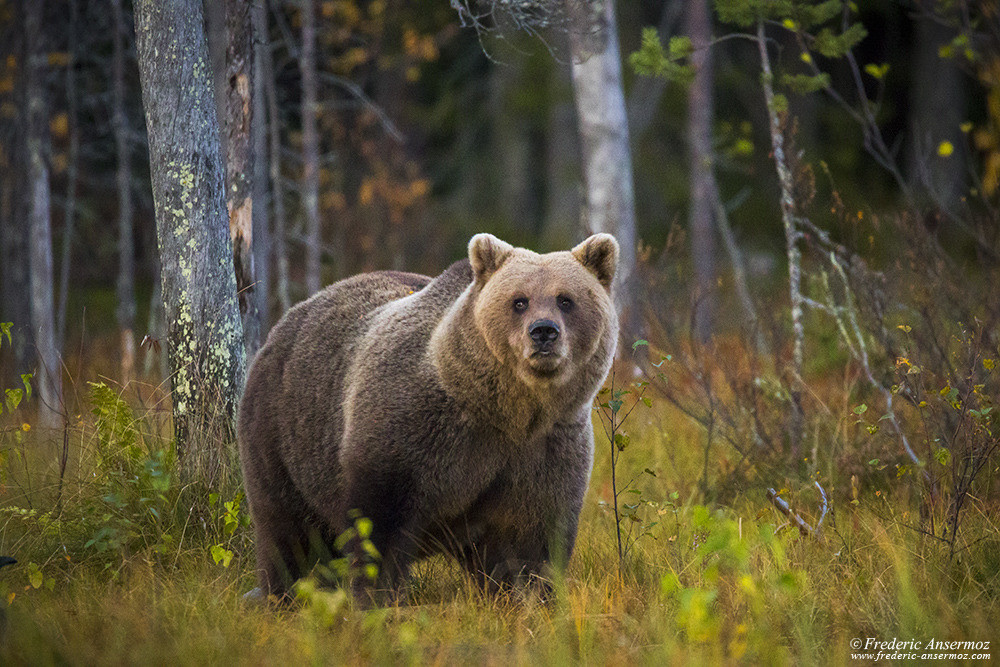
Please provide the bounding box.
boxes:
[0,375,998,665]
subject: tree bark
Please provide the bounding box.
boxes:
[225,0,260,359]
[251,0,271,342]
[57,0,81,355]
[757,21,804,458]
[25,0,63,429]
[112,0,137,382]
[262,0,291,314]
[1,3,32,383]
[300,0,322,295]
[686,0,716,343]
[134,0,247,477]
[565,0,640,340]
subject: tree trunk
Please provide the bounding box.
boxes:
[262,0,291,313]
[1,6,32,383]
[757,21,804,458]
[908,15,965,210]
[25,0,63,429]
[134,0,248,478]
[300,0,322,295]
[251,0,271,342]
[57,0,81,355]
[112,0,137,382]
[565,0,640,340]
[225,0,260,359]
[686,0,716,343]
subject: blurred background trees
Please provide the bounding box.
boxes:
[0,0,996,444]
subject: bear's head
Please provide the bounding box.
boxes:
[467,233,619,390]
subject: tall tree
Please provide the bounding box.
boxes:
[25,0,62,428]
[300,0,322,294]
[565,0,639,338]
[56,0,81,354]
[251,0,271,339]
[262,0,291,314]
[112,0,137,381]
[224,0,261,358]
[686,0,716,342]
[134,0,247,476]
[0,4,32,382]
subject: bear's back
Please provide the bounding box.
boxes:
[239,269,433,516]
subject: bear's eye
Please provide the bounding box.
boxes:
[513,298,529,313]
[557,295,574,312]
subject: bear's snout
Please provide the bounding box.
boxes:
[529,319,560,352]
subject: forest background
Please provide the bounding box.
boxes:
[0,0,998,663]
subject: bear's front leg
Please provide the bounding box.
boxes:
[342,464,419,604]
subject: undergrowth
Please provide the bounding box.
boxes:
[0,358,996,665]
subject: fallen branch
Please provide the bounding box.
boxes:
[767,485,827,538]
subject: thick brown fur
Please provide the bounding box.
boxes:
[237,234,619,599]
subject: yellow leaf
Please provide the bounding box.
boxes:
[21,423,30,432]
[937,141,954,157]
[358,180,374,206]
[409,179,429,198]
[960,121,973,133]
[984,358,996,370]
[782,19,797,30]
[50,113,68,138]
[800,52,812,64]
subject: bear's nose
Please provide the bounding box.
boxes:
[529,319,560,346]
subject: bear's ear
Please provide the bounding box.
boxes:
[469,233,515,284]
[572,233,619,290]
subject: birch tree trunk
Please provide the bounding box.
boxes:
[756,21,804,457]
[112,0,136,382]
[225,0,261,358]
[686,0,716,343]
[134,0,247,477]
[25,0,63,429]
[300,0,322,295]
[565,0,639,339]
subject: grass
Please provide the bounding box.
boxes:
[0,359,998,665]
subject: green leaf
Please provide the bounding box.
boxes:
[0,322,11,349]
[629,28,694,84]
[863,63,889,80]
[356,516,373,540]
[771,93,789,114]
[813,23,867,58]
[934,447,951,466]
[5,388,22,412]
[632,339,648,351]
[210,544,234,568]
[641,396,653,408]
[853,404,868,415]
[27,563,42,589]
[609,399,624,414]
[781,72,831,94]
[614,432,630,451]
[21,374,32,401]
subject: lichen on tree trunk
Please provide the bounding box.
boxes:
[134,0,247,480]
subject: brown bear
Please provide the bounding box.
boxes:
[237,233,619,599]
